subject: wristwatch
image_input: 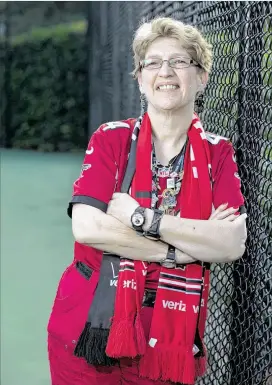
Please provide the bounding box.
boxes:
[143,209,164,240]
[160,245,176,269]
[131,206,146,232]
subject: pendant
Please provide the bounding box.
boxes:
[162,188,177,208]
[167,177,175,189]
[162,188,174,198]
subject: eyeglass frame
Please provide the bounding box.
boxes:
[139,57,201,71]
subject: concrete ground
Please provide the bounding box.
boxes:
[1,149,83,385]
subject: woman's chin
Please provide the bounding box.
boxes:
[151,96,184,112]
[156,102,181,112]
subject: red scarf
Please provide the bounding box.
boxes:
[106,113,212,384]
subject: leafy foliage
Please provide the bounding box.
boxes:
[1,23,88,151]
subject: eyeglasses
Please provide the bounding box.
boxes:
[140,57,200,70]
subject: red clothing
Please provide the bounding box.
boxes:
[48,309,172,385]
[47,118,244,384]
[67,119,244,288]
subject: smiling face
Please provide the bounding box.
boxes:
[138,37,204,113]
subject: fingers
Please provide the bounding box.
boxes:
[233,212,248,223]
[225,213,239,222]
[209,203,240,220]
[209,203,227,219]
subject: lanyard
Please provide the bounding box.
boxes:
[152,139,187,176]
[151,140,188,210]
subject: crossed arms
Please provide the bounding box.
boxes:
[72,202,247,264]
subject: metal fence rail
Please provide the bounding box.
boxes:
[87,2,271,385]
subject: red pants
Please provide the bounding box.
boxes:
[48,334,172,385]
[47,263,173,384]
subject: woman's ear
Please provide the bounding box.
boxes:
[198,71,209,92]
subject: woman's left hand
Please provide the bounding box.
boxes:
[107,193,140,228]
[209,203,240,221]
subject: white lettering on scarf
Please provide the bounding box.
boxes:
[192,298,205,314]
[162,300,186,311]
[123,279,136,290]
[162,298,205,313]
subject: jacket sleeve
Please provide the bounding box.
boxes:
[212,142,246,213]
[67,128,118,218]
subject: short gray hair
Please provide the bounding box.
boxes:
[132,17,213,78]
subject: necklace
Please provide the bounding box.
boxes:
[151,141,187,212]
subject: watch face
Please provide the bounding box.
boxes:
[132,213,145,227]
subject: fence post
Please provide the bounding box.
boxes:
[3,1,11,147]
[87,3,104,135]
[112,2,121,120]
[86,1,93,139]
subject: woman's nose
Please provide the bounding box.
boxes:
[158,61,174,77]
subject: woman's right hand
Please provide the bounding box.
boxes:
[209,203,240,222]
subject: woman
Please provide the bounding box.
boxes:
[47,17,247,385]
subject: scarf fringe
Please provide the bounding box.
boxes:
[194,329,206,377]
[134,313,146,355]
[195,347,207,377]
[196,356,207,377]
[139,344,189,383]
[74,322,117,366]
[106,318,138,358]
[183,350,196,384]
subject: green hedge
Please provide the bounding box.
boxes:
[2,21,88,151]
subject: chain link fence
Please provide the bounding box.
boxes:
[86,1,142,132]
[1,1,271,384]
[87,2,271,385]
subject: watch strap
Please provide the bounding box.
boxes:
[166,245,176,262]
[143,209,164,240]
[161,245,176,268]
